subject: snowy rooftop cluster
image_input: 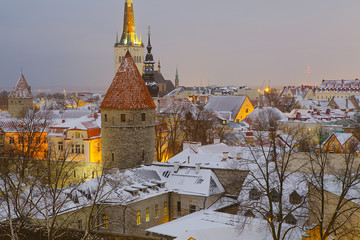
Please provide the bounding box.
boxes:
[204,95,247,122]
[282,108,354,124]
[317,79,360,92]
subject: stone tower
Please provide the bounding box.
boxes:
[114,0,144,74]
[101,51,156,170]
[8,74,33,118]
[142,26,159,98]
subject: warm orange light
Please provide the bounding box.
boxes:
[265,88,270,92]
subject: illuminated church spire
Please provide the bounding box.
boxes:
[114,0,144,73]
[119,0,141,46]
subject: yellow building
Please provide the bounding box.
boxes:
[47,113,101,163]
[204,95,254,123]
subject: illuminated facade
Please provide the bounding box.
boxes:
[114,0,144,73]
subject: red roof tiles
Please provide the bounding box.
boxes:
[101,52,156,110]
[9,74,33,99]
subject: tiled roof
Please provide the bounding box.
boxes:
[101,52,156,110]
[9,74,33,99]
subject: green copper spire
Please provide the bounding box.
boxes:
[175,67,179,88]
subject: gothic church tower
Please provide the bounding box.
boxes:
[101,51,156,170]
[114,0,144,74]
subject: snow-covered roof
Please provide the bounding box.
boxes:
[317,79,360,93]
[331,98,355,110]
[146,210,303,240]
[204,95,247,121]
[8,74,33,99]
[323,132,355,146]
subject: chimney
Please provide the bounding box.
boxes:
[183,141,191,150]
[296,112,301,120]
[326,109,331,115]
[187,156,190,164]
[222,152,229,161]
[62,119,65,123]
[174,162,180,173]
[214,137,220,144]
[195,163,201,174]
[236,152,242,160]
[190,142,201,152]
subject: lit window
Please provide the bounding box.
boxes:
[75,132,80,138]
[307,129,312,134]
[137,211,141,225]
[146,208,150,222]
[121,114,126,122]
[155,204,159,218]
[164,202,168,215]
[102,214,108,228]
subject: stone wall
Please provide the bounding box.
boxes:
[8,97,33,118]
[114,45,144,74]
[102,108,155,170]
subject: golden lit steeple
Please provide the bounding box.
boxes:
[119,0,141,46]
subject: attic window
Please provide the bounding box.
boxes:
[284,213,297,225]
[162,171,171,178]
[289,190,302,204]
[270,188,280,202]
[249,188,261,200]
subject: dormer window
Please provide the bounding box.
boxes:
[284,213,297,225]
[270,188,280,202]
[249,187,260,200]
[289,190,302,204]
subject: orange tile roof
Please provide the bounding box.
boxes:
[101,52,156,110]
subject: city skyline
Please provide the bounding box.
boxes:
[1,0,360,92]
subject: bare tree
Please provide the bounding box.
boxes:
[238,126,307,240]
[306,142,360,240]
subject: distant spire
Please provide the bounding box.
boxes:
[175,66,179,88]
[116,32,119,43]
[158,59,161,72]
[142,25,158,98]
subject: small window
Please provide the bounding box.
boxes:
[18,136,24,144]
[111,152,115,162]
[9,137,14,144]
[137,211,141,225]
[102,214,108,228]
[121,114,126,122]
[81,144,84,154]
[164,202,168,215]
[36,137,41,144]
[58,141,63,151]
[189,205,196,213]
[146,208,150,222]
[97,143,101,152]
[155,204,159,218]
[75,145,81,154]
[141,113,146,122]
[177,201,181,213]
[104,114,108,122]
[75,132,80,138]
[74,170,76,178]
[246,108,249,113]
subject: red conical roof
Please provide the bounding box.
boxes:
[101,52,156,110]
[9,74,33,99]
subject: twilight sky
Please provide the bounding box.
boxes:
[1,0,360,93]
